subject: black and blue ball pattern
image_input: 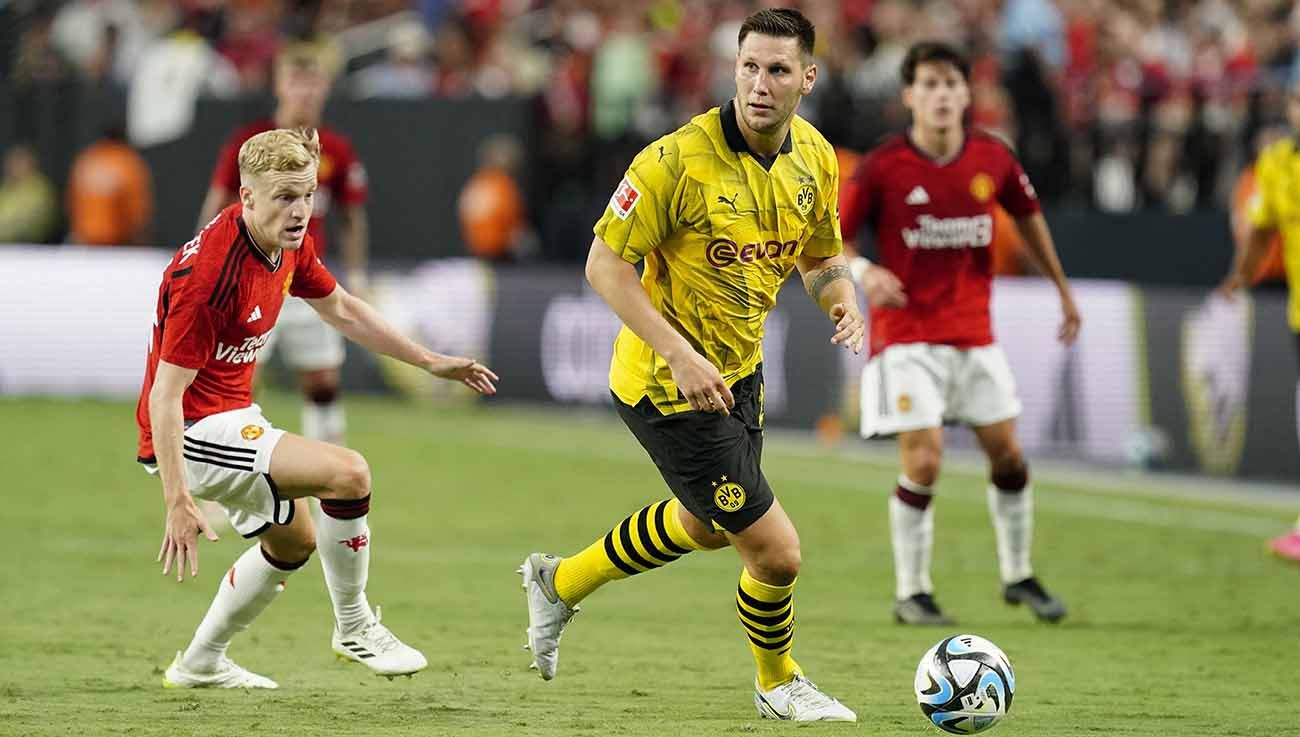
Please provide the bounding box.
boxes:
[914,634,1016,734]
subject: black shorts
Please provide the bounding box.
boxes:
[614,368,774,534]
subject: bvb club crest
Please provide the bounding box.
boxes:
[713,477,746,512]
[795,183,816,216]
[241,425,265,441]
[969,173,995,203]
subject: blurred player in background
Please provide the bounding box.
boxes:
[841,41,1081,625]
[141,128,497,687]
[520,9,861,721]
[1218,78,1300,564]
[197,43,368,446]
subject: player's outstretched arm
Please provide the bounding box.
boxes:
[149,361,219,582]
[306,286,497,395]
[797,253,864,354]
[1013,213,1081,345]
[585,236,734,414]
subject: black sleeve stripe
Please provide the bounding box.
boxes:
[213,249,250,313]
[157,288,171,340]
[206,234,245,308]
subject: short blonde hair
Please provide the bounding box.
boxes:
[238,128,321,179]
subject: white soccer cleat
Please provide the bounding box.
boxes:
[519,553,578,680]
[162,651,279,689]
[754,674,858,722]
[331,606,428,678]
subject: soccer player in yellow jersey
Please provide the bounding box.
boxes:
[519,9,863,721]
[1220,77,1300,564]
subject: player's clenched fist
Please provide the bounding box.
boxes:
[860,262,907,309]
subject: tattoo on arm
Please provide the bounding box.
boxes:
[807,264,852,301]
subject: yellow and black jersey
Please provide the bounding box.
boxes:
[594,99,842,414]
[1248,136,1300,329]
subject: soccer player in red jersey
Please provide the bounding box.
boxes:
[197,43,367,446]
[140,129,497,687]
[840,42,1081,625]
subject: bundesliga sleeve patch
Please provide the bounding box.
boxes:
[609,177,641,220]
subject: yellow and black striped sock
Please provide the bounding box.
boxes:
[553,499,704,606]
[737,568,802,691]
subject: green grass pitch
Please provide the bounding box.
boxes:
[2,394,1297,736]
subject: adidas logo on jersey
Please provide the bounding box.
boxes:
[246,305,262,323]
[905,186,931,205]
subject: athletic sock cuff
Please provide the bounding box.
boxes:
[661,499,708,552]
[260,546,311,571]
[321,494,370,520]
[739,567,796,602]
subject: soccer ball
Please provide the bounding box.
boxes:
[914,634,1015,734]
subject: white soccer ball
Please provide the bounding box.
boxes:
[914,634,1015,734]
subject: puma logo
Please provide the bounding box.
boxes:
[717,193,739,213]
[658,145,669,162]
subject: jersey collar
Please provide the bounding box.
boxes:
[720,99,792,171]
[236,216,283,272]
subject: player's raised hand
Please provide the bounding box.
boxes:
[861,264,907,308]
[1058,294,1082,345]
[428,355,499,395]
[829,303,865,354]
[158,496,219,582]
[668,350,734,415]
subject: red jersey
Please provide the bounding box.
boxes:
[135,204,338,462]
[209,120,368,253]
[841,130,1040,355]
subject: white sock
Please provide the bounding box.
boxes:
[890,475,935,600]
[302,400,345,445]
[317,497,372,634]
[181,544,302,671]
[987,484,1034,584]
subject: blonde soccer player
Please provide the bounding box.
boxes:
[139,128,496,687]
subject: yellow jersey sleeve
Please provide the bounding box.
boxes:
[593,135,685,264]
[1248,149,1280,230]
[802,142,843,258]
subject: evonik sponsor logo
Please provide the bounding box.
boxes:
[706,238,798,268]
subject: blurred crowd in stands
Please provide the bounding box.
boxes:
[1,0,1298,257]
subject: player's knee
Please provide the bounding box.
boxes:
[331,449,371,499]
[264,532,315,564]
[306,384,338,405]
[906,451,942,488]
[754,546,801,586]
[991,452,1028,492]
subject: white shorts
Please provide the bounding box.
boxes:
[262,296,344,371]
[144,404,291,537]
[860,343,1022,438]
